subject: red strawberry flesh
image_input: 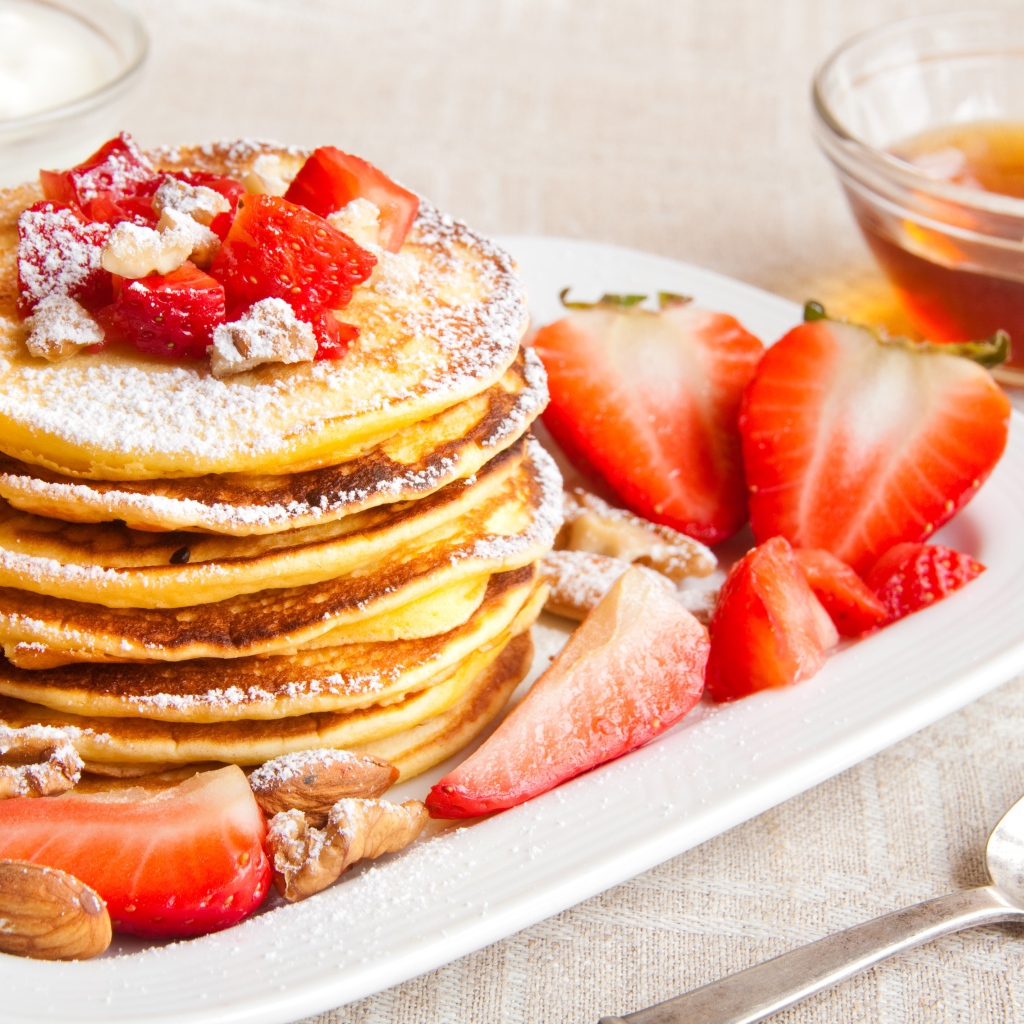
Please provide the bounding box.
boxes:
[865,542,985,624]
[426,567,709,818]
[534,302,764,544]
[793,547,887,638]
[208,193,377,320]
[705,536,839,702]
[284,146,420,253]
[16,201,112,317]
[740,319,1010,574]
[105,262,226,360]
[41,132,160,226]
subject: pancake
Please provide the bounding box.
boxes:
[0,441,559,663]
[0,587,545,765]
[354,630,533,781]
[0,434,526,608]
[0,143,528,480]
[0,347,547,535]
[0,565,540,722]
[7,571,492,669]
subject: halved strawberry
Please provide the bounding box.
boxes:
[793,547,887,638]
[208,193,377,321]
[533,293,765,544]
[0,766,270,939]
[104,261,226,359]
[16,201,112,317]
[865,542,985,624]
[284,147,420,252]
[426,566,709,818]
[740,310,1011,574]
[705,536,839,703]
[40,132,160,226]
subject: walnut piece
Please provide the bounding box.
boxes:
[327,198,382,249]
[249,749,398,826]
[541,549,675,621]
[155,208,220,268]
[209,298,318,377]
[242,153,291,196]
[100,219,192,278]
[559,487,717,581]
[24,294,103,361]
[0,724,82,800]
[267,797,428,901]
[152,175,230,226]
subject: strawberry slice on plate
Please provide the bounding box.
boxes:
[740,309,1011,574]
[40,132,160,227]
[284,147,420,252]
[104,261,226,360]
[0,766,270,939]
[865,542,986,624]
[705,535,839,703]
[793,547,887,638]
[533,293,765,544]
[426,566,709,818]
[208,193,377,322]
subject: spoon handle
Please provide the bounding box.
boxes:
[599,885,1020,1024]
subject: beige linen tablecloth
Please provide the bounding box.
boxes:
[122,1,1024,1019]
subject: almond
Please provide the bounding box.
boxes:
[249,749,399,826]
[0,860,111,960]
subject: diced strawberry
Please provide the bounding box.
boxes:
[865,542,985,624]
[793,548,888,638]
[208,193,377,320]
[533,294,765,545]
[172,169,246,239]
[0,766,270,939]
[16,201,112,317]
[309,309,360,360]
[104,261,226,359]
[284,147,420,252]
[426,566,709,818]
[40,132,160,226]
[739,313,1011,574]
[705,536,839,703]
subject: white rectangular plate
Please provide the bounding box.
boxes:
[6,236,1024,1024]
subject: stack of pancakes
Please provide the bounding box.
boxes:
[0,142,559,781]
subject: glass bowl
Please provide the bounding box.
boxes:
[0,0,147,189]
[813,10,1024,385]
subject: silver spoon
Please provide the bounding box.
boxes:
[598,793,1024,1024]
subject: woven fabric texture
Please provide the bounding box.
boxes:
[124,1,1024,1020]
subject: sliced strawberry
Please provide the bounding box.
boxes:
[172,169,246,239]
[0,766,270,939]
[208,193,377,320]
[793,547,888,638]
[740,314,1011,574]
[865,542,985,624]
[705,536,839,703]
[310,309,360,360]
[40,132,160,226]
[104,261,226,359]
[426,566,709,818]
[284,147,420,252]
[533,294,765,544]
[16,201,112,317]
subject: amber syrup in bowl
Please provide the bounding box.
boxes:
[813,12,1024,386]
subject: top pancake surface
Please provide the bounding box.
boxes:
[0,141,528,480]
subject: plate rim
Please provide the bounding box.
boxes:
[4,234,1024,1024]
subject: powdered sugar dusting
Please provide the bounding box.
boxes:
[249,748,367,792]
[0,191,528,473]
[17,205,109,306]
